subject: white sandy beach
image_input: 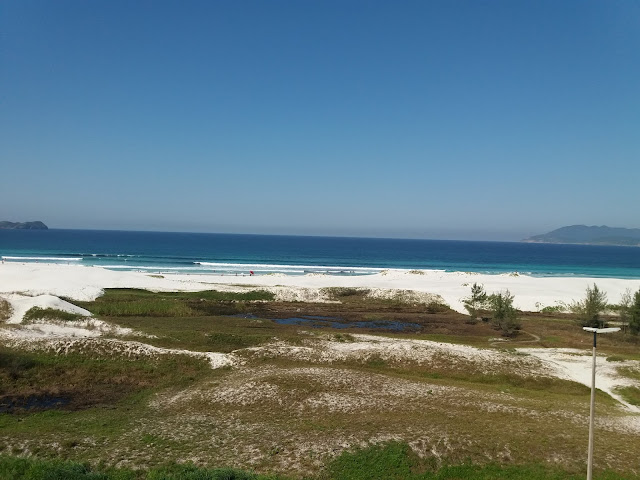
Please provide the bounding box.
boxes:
[1,262,639,314]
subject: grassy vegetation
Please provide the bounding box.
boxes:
[73,289,275,317]
[0,298,12,322]
[112,314,295,353]
[614,386,640,406]
[323,442,631,480]
[2,442,635,479]
[321,287,370,299]
[2,289,640,478]
[23,307,84,322]
[0,345,211,410]
[0,456,283,479]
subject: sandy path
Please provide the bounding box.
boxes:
[519,348,640,412]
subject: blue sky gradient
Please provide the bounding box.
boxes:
[2,0,639,240]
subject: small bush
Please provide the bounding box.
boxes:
[0,298,12,322]
[629,289,640,335]
[539,304,566,314]
[323,287,367,298]
[570,284,607,328]
[489,290,521,337]
[425,301,450,314]
[462,283,489,323]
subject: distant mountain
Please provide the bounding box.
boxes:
[524,225,640,246]
[0,221,48,230]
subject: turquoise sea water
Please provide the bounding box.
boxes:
[1,229,640,278]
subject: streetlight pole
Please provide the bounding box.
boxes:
[583,326,620,480]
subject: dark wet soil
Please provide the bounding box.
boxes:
[229,301,493,337]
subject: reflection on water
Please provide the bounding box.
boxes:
[272,316,420,332]
[0,394,70,413]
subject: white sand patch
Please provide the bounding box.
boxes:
[243,333,547,375]
[152,365,460,411]
[270,286,335,303]
[0,333,238,369]
[18,323,104,338]
[240,335,640,411]
[519,348,640,413]
[2,293,92,324]
[365,288,445,305]
[0,292,137,338]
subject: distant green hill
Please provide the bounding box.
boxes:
[0,221,48,230]
[524,225,640,246]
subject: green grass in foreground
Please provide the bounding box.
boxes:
[1,443,636,480]
[0,456,282,479]
[322,442,633,480]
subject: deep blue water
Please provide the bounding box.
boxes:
[1,229,640,278]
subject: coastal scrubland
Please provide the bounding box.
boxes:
[1,287,640,479]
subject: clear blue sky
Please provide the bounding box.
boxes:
[1,0,638,240]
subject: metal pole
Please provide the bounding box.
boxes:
[587,331,596,480]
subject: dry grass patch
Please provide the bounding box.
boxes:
[144,361,637,476]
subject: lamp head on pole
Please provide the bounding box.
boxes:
[583,327,621,333]
[583,326,620,348]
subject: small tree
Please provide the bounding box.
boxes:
[619,289,633,333]
[489,290,521,337]
[571,284,608,328]
[462,283,488,323]
[630,289,640,335]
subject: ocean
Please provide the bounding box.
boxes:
[1,229,640,279]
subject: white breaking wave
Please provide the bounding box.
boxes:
[99,265,205,270]
[2,256,83,261]
[195,262,383,272]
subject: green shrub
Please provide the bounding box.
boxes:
[488,291,521,337]
[23,307,84,322]
[630,289,640,335]
[462,283,488,322]
[0,298,12,321]
[425,301,450,314]
[539,304,566,314]
[570,284,607,328]
[322,287,368,299]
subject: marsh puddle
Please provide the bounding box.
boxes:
[228,313,420,331]
[272,316,420,332]
[0,394,70,413]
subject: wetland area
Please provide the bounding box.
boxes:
[2,284,640,479]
